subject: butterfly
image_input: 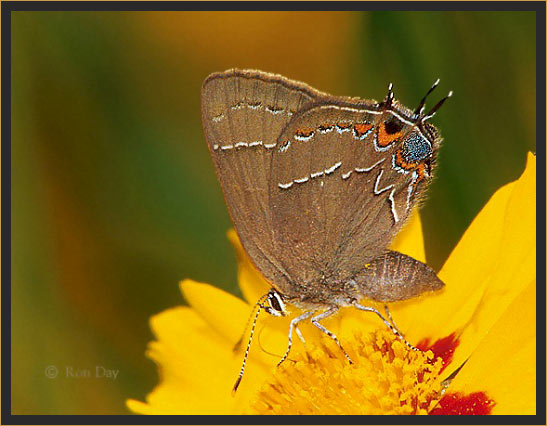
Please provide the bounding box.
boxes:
[201,69,451,391]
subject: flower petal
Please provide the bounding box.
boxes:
[442,153,536,374]
[386,179,511,342]
[390,210,426,263]
[180,278,297,383]
[389,153,535,373]
[442,280,536,415]
[227,229,270,305]
[126,307,271,414]
[179,279,249,344]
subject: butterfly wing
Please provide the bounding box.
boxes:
[203,70,443,301]
[201,69,328,291]
[269,101,438,287]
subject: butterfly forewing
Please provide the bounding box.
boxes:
[201,70,326,289]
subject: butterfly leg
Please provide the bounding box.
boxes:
[353,302,419,351]
[311,308,353,364]
[278,311,315,367]
[384,304,406,340]
[294,325,306,344]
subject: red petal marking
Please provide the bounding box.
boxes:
[418,334,496,415]
[430,392,496,415]
[417,333,459,373]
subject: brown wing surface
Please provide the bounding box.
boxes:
[270,103,428,286]
[201,69,327,291]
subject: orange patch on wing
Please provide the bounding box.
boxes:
[353,123,373,138]
[295,127,314,138]
[376,122,402,147]
[318,124,334,132]
[394,150,428,191]
[336,122,352,130]
[394,149,417,171]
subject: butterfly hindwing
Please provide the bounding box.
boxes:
[270,103,431,286]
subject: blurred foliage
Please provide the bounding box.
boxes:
[11,11,535,414]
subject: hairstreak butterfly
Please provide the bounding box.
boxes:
[201,69,452,392]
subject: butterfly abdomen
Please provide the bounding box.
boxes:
[354,250,445,302]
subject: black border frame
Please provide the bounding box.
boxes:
[2,1,545,424]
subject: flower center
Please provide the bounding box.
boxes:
[249,330,446,415]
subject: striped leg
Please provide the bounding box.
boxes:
[294,324,306,344]
[311,308,353,364]
[384,304,407,340]
[277,311,314,367]
[353,302,419,351]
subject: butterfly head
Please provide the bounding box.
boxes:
[381,79,452,125]
[264,288,289,317]
[377,80,452,174]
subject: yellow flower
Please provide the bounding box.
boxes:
[127,153,536,415]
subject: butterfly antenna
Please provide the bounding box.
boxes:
[233,295,267,352]
[415,78,440,116]
[385,82,395,107]
[422,90,453,121]
[232,295,267,394]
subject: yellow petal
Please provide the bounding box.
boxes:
[127,307,264,414]
[179,279,249,344]
[126,307,269,414]
[227,229,270,304]
[180,278,298,381]
[390,210,426,263]
[443,153,536,374]
[389,153,535,372]
[387,180,512,342]
[442,280,536,415]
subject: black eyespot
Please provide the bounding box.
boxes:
[402,132,432,163]
[384,119,403,135]
[269,294,282,312]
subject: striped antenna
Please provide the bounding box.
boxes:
[415,78,440,116]
[423,90,453,121]
[232,293,269,394]
[233,296,265,352]
[385,82,395,106]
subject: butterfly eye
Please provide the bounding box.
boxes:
[401,131,433,163]
[265,291,287,317]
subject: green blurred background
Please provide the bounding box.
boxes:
[11,11,535,414]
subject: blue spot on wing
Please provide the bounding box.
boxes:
[402,133,432,163]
